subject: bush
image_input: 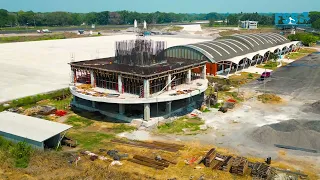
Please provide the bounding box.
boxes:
[221,85,231,91]
[0,137,33,168]
[288,33,319,46]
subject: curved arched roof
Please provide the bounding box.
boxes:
[172,33,292,63]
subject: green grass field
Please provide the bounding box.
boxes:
[157,116,204,134]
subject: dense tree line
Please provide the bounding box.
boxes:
[309,11,320,29]
[288,33,319,46]
[0,9,210,27]
[0,9,319,29]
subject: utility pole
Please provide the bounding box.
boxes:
[264,68,266,94]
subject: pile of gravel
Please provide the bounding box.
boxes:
[250,120,320,150]
[303,101,320,114]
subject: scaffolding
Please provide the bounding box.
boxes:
[96,72,118,90]
[173,72,187,86]
[123,77,143,95]
[150,77,167,95]
[115,39,166,66]
[75,69,90,84]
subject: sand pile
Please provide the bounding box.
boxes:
[251,120,320,150]
[303,101,320,114]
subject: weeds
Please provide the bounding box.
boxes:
[0,136,33,168]
[0,88,70,112]
[112,124,136,133]
[157,116,204,134]
[67,132,114,150]
[65,115,93,129]
[257,93,282,103]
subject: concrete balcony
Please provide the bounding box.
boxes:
[70,78,208,104]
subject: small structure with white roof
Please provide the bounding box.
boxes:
[0,111,72,150]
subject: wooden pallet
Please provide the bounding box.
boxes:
[230,157,248,175]
[252,163,271,179]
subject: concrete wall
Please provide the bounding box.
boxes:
[0,131,44,150]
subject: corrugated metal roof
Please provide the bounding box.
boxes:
[184,33,291,62]
[0,111,72,142]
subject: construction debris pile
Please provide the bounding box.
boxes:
[169,88,200,96]
[230,157,248,175]
[252,163,271,179]
[251,119,320,151]
[75,86,120,98]
[128,155,176,170]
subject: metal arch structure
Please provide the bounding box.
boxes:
[164,45,216,63]
[164,33,299,68]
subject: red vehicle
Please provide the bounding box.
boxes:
[259,72,271,81]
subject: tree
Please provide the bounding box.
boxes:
[227,14,238,25]
[0,9,9,27]
[97,11,109,25]
[17,11,35,26]
[288,33,319,46]
[209,18,215,27]
[85,12,98,25]
[312,18,320,30]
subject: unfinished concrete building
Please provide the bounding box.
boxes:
[69,39,208,122]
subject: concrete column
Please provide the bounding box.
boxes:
[144,103,150,121]
[186,69,191,84]
[90,70,95,87]
[143,79,150,98]
[166,101,172,114]
[201,65,206,79]
[119,104,125,115]
[71,69,75,83]
[167,74,172,91]
[118,74,123,93]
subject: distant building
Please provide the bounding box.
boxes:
[241,21,258,29]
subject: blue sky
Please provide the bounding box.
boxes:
[1,0,320,13]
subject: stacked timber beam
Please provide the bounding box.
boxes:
[111,139,184,152]
[202,148,216,167]
[251,163,271,179]
[218,156,234,172]
[128,155,170,170]
[230,157,248,175]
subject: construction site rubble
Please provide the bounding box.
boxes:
[230,157,248,175]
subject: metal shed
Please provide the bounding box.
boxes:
[0,111,72,150]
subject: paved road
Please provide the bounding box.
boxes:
[244,52,320,101]
[0,35,208,103]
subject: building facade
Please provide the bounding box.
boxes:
[70,39,208,122]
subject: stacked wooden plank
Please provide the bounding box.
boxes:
[128,155,174,170]
[202,148,216,167]
[230,157,248,175]
[251,163,271,179]
[111,139,184,152]
[219,156,234,172]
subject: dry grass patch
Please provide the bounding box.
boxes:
[257,93,282,103]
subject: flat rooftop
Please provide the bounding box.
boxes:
[0,34,209,103]
[71,57,206,77]
[0,111,72,142]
